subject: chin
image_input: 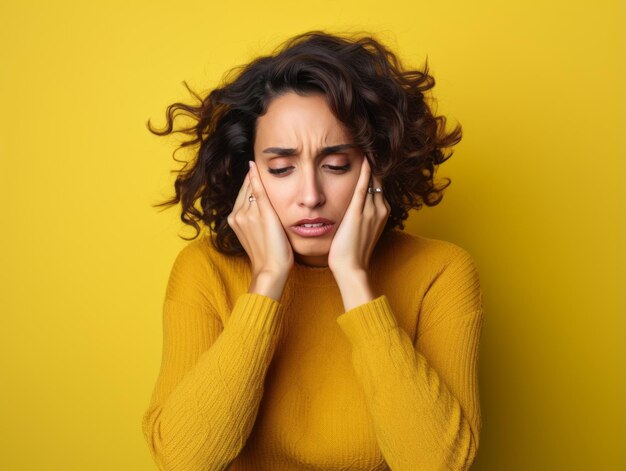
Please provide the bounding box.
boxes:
[291,239,331,257]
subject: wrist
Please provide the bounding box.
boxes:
[249,271,288,302]
[332,267,368,285]
[332,270,375,312]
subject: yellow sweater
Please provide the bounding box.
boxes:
[141,229,484,470]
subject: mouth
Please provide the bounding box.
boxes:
[290,218,335,237]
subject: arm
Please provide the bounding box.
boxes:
[335,247,484,470]
[141,247,285,471]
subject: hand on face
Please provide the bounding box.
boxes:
[227,160,294,278]
[327,157,391,274]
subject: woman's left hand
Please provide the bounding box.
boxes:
[327,156,391,276]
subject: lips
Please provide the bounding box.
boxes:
[289,219,335,237]
[292,217,334,227]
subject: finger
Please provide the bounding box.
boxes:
[370,172,387,213]
[370,171,391,219]
[367,171,380,202]
[369,171,381,199]
[247,160,271,212]
[348,156,372,214]
[363,181,376,218]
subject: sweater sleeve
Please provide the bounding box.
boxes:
[141,246,284,471]
[335,246,483,471]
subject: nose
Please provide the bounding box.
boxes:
[297,166,325,209]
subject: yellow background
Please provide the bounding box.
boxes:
[1,1,623,469]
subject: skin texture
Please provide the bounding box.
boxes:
[253,92,364,268]
[228,91,391,310]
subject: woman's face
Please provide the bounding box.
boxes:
[253,91,365,267]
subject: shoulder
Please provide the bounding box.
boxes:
[171,232,242,272]
[377,229,475,268]
[165,233,240,305]
[374,229,481,299]
[168,235,211,277]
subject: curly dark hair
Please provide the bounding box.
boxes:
[149,30,462,255]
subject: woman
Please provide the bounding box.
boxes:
[142,30,484,471]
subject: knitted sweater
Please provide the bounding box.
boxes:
[141,228,484,470]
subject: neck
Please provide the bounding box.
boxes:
[294,252,329,268]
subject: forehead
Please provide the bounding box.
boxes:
[255,92,349,141]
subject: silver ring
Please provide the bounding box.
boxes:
[248,194,256,203]
[367,187,383,194]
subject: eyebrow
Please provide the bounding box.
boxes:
[262,143,357,159]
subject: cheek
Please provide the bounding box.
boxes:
[336,179,359,211]
[258,177,288,216]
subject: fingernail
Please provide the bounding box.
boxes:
[249,160,255,168]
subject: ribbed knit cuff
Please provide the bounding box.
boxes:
[227,293,284,343]
[335,295,398,349]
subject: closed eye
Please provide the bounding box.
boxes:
[327,164,351,172]
[267,167,292,175]
[268,164,351,175]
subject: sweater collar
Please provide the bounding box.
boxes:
[289,259,336,287]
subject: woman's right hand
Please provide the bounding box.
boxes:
[227,160,294,297]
